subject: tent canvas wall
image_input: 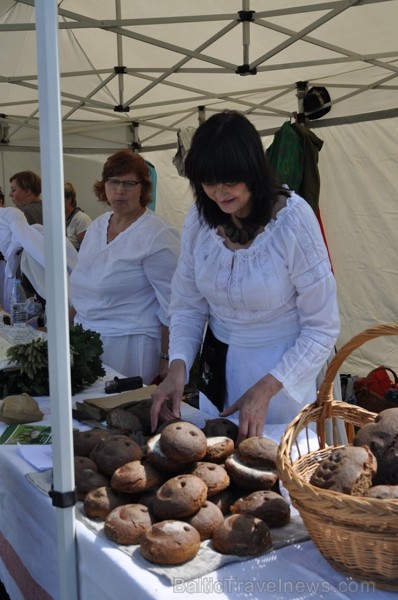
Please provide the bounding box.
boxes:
[1,0,398,374]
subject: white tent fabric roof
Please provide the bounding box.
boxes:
[0,0,397,150]
[1,0,398,374]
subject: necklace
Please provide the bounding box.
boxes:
[222,220,257,244]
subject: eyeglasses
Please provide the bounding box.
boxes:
[106,178,141,191]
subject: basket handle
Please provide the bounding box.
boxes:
[318,322,398,408]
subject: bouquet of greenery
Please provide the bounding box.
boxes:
[0,324,105,398]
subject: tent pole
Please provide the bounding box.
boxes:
[35,2,79,599]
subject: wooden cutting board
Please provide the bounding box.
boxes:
[83,385,157,411]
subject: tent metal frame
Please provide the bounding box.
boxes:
[0,0,396,151]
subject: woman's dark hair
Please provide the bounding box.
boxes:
[93,149,152,206]
[184,110,284,228]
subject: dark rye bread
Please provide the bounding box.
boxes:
[105,408,143,435]
[89,434,143,476]
[188,462,230,497]
[353,408,398,485]
[204,436,235,463]
[110,459,163,494]
[230,490,290,528]
[225,452,278,491]
[75,468,109,501]
[309,445,377,495]
[202,418,239,443]
[145,433,186,475]
[74,455,98,475]
[182,501,224,541]
[237,436,278,469]
[73,428,112,457]
[159,421,208,464]
[140,520,201,565]
[104,503,154,545]
[152,474,208,520]
[83,486,137,520]
[212,514,272,556]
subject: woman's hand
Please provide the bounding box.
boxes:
[150,359,186,433]
[220,374,283,444]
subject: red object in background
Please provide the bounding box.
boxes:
[354,366,398,398]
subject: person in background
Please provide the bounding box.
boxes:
[0,186,5,207]
[151,110,340,443]
[9,170,42,225]
[64,182,92,251]
[69,149,180,384]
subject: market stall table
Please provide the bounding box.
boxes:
[0,374,395,600]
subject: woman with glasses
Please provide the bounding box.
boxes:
[69,149,180,384]
[151,111,340,443]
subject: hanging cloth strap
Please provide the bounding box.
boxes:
[65,207,81,229]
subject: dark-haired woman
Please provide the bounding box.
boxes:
[151,111,339,442]
[70,149,180,384]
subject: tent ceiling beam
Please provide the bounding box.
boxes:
[0,0,396,151]
[12,0,394,31]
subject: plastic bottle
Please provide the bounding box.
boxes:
[9,278,28,326]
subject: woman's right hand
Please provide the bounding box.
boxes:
[150,359,186,433]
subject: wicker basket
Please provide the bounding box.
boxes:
[277,323,398,591]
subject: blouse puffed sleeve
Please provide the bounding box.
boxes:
[269,196,340,403]
[169,205,210,377]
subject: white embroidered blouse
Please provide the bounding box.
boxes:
[169,192,340,410]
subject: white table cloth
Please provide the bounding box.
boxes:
[0,374,394,600]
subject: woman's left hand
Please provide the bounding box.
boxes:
[220,374,283,444]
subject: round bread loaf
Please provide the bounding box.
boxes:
[73,428,111,457]
[125,399,153,436]
[89,434,143,476]
[145,434,186,475]
[202,418,239,443]
[353,408,398,485]
[183,501,224,540]
[189,462,230,497]
[364,485,398,499]
[137,489,158,512]
[309,444,377,495]
[152,474,208,519]
[230,490,290,527]
[83,486,135,520]
[105,408,143,435]
[140,520,201,565]
[104,503,154,545]
[159,421,207,464]
[208,486,242,515]
[75,468,109,501]
[110,460,163,494]
[212,514,272,556]
[237,436,278,469]
[204,436,235,463]
[225,453,278,490]
[74,455,98,475]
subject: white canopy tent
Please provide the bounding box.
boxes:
[0,2,397,599]
[0,0,397,374]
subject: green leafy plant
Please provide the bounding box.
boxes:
[0,324,105,398]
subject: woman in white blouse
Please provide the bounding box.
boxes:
[69,150,180,384]
[151,111,340,442]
